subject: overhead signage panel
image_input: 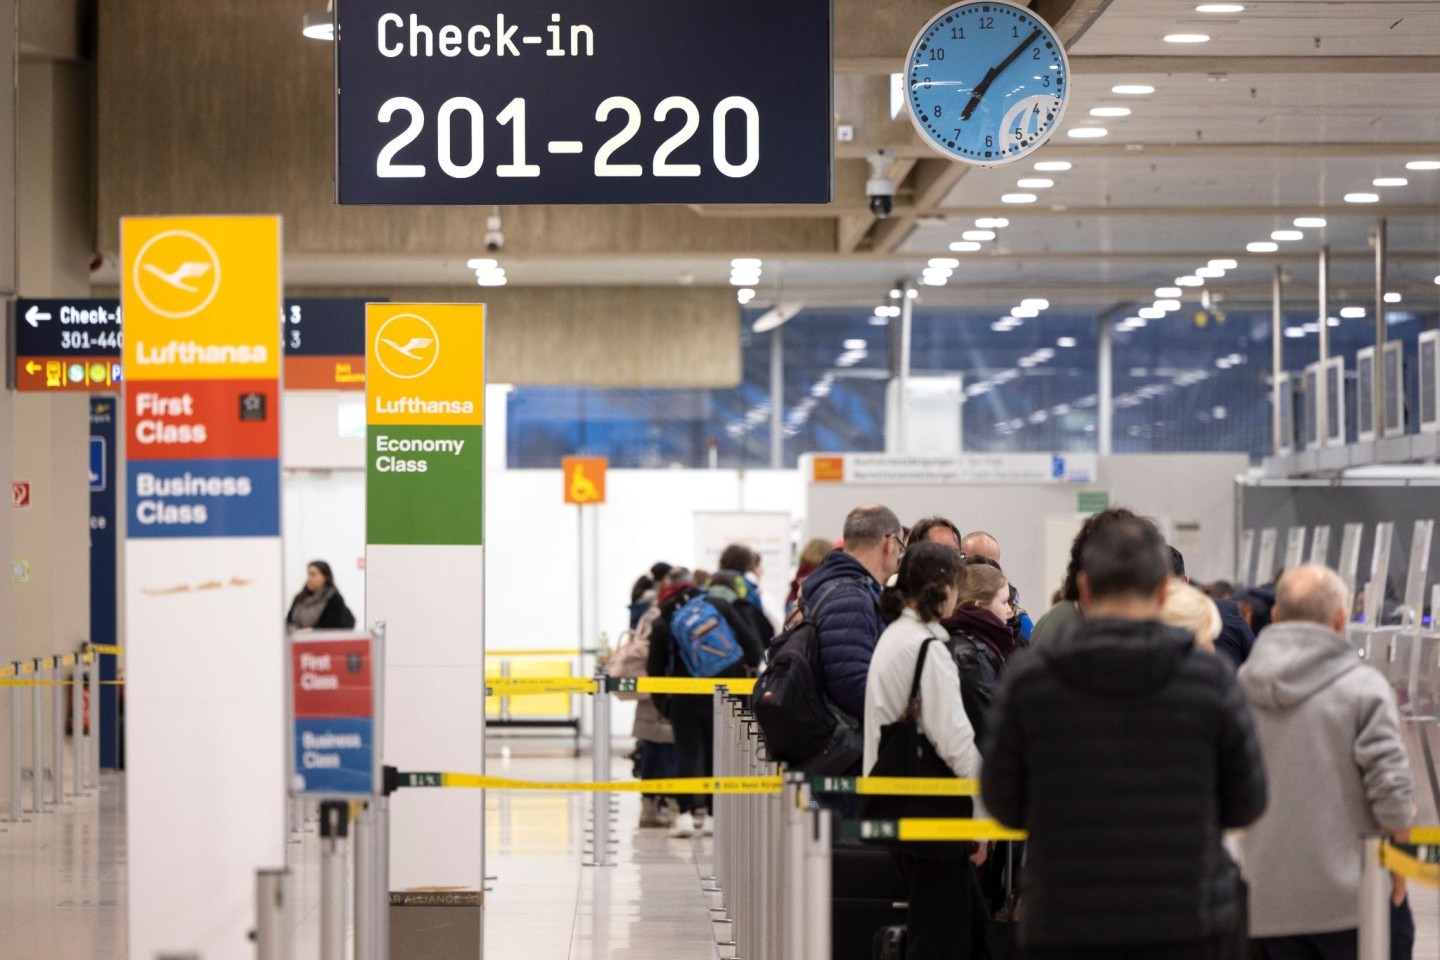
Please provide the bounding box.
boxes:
[14,297,372,392]
[808,453,1098,486]
[334,0,833,205]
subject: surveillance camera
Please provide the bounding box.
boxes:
[866,149,897,221]
[484,211,504,253]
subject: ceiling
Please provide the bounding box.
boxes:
[90,0,1440,317]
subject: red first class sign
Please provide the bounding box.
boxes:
[292,638,374,719]
[126,379,279,461]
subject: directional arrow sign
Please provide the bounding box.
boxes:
[24,361,39,376]
[24,305,52,327]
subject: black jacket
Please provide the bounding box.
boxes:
[981,618,1267,947]
[944,607,1015,750]
[1213,599,1254,668]
[645,586,763,714]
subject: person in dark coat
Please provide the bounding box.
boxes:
[286,560,356,631]
[1169,546,1255,667]
[800,504,904,726]
[944,558,1017,748]
[645,574,762,838]
[982,514,1268,960]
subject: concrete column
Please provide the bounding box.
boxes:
[769,329,783,469]
[1373,220,1388,437]
[1097,314,1113,455]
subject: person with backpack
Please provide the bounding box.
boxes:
[707,556,775,648]
[645,571,763,838]
[608,568,678,829]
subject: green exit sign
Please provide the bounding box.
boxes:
[1077,491,1110,515]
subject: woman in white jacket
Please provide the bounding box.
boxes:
[865,541,985,959]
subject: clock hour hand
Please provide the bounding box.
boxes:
[959,27,1044,122]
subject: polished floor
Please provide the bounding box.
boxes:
[4,746,1440,959]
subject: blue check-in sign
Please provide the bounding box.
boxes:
[90,437,107,492]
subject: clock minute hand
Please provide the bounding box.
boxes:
[959,28,1044,122]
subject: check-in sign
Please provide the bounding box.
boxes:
[290,634,381,797]
[335,0,832,205]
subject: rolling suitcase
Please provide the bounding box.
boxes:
[872,924,906,960]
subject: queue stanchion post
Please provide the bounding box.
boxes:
[7,663,25,822]
[50,657,66,805]
[374,794,391,960]
[354,803,374,960]
[32,659,46,814]
[585,669,613,867]
[783,773,806,960]
[254,868,291,960]
[66,652,83,798]
[318,801,349,960]
[86,651,99,787]
[802,782,832,960]
[1358,837,1390,960]
[77,652,91,792]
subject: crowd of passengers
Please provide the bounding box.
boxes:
[612,505,1416,960]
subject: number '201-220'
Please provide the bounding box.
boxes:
[375,96,761,179]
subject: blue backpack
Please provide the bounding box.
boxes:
[670,592,743,678]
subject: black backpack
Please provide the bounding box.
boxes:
[752,579,863,774]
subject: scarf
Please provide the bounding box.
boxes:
[786,561,817,609]
[944,605,1018,665]
[290,585,336,629]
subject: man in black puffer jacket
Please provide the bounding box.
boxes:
[982,512,1267,960]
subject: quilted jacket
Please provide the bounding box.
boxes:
[800,550,883,722]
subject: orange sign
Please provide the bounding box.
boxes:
[562,457,608,505]
[812,456,845,483]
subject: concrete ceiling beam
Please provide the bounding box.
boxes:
[837,55,1440,75]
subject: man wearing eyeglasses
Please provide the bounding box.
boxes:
[800,504,906,735]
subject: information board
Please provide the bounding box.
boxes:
[13,297,371,392]
[334,0,832,205]
[289,633,381,797]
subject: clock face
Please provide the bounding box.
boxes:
[905,1,1071,167]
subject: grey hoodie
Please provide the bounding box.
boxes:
[1238,620,1413,937]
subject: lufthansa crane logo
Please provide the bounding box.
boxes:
[132,230,222,319]
[374,314,440,380]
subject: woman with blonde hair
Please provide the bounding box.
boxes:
[1161,580,1222,653]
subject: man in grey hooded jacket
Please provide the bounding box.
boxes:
[1238,564,1414,959]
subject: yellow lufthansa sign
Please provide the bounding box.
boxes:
[367,304,485,426]
[121,216,282,381]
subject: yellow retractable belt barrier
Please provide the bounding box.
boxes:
[484,676,758,697]
[486,648,584,658]
[0,679,124,687]
[393,770,977,797]
[91,644,124,655]
[1383,844,1440,888]
[843,818,1027,843]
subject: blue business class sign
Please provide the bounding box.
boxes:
[334,0,833,204]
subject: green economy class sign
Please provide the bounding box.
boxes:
[365,304,485,546]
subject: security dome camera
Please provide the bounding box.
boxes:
[866,149,897,221]
[484,208,505,253]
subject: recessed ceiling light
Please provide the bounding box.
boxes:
[1164,33,1210,43]
[1195,3,1244,11]
[467,258,498,270]
[1034,161,1072,172]
[478,274,507,287]
[1067,127,1109,139]
[1327,317,1340,327]
[1374,178,1408,187]
[922,275,947,286]
[1016,178,1054,189]
[1385,292,1402,304]
[844,339,867,350]
[1407,160,1440,171]
[906,289,919,299]
[1345,192,1380,203]
[1127,316,1149,328]
[1011,306,1041,318]
[1293,218,1327,228]
[975,217,1010,229]
[1112,85,1155,95]
[1284,327,1305,339]
[737,288,755,303]
[1001,193,1038,204]
[1271,230,1304,241]
[1176,275,1204,287]
[928,257,961,269]
[1340,307,1366,319]
[962,230,997,241]
[1246,241,1279,253]
[1155,287,1182,298]
[302,12,334,40]
[1089,107,1133,119]
[731,274,761,286]
[991,321,1016,332]
[1139,307,1166,320]
[731,258,763,269]
[1022,298,1051,310]
[1208,259,1238,270]
[1155,300,1182,311]
[1057,337,1077,348]
[950,241,983,252]
[1195,266,1224,278]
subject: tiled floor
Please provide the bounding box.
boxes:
[5,747,1440,959]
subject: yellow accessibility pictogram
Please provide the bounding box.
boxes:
[563,456,608,505]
